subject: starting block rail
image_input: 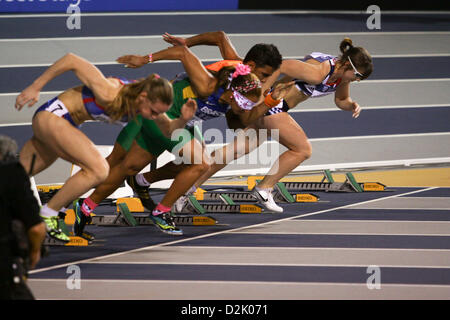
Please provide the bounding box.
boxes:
[176,195,265,214]
[91,203,217,226]
[248,170,388,193]
[194,183,320,206]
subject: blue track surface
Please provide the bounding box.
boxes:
[1,13,449,39]
[2,10,449,300]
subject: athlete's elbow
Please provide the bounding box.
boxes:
[64,52,78,64]
[216,30,229,43]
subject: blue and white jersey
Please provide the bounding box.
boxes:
[82,77,133,126]
[295,52,342,98]
[186,87,230,128]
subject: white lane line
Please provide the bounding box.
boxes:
[291,104,450,113]
[27,278,450,288]
[1,78,448,96]
[80,261,450,269]
[29,187,437,275]
[2,54,450,68]
[2,10,450,18]
[0,31,449,42]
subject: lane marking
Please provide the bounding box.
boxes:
[2,10,450,18]
[0,31,449,42]
[2,54,450,69]
[29,187,437,275]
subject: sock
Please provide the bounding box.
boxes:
[186,185,197,195]
[81,197,98,217]
[135,173,151,187]
[40,204,58,218]
[152,203,171,216]
[255,186,272,193]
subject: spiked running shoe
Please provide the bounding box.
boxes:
[126,175,156,212]
[72,198,92,237]
[149,212,183,235]
[252,188,283,213]
[41,215,70,243]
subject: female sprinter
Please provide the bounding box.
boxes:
[14,53,176,242]
[74,43,292,236]
[134,33,373,213]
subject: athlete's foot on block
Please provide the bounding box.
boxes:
[149,211,183,235]
[126,175,156,212]
[41,215,70,243]
[252,188,284,213]
[172,195,188,214]
[72,199,92,237]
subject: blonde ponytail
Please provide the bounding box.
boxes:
[109,74,173,122]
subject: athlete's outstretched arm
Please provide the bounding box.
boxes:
[118,46,217,98]
[334,81,361,118]
[162,31,243,61]
[15,53,116,110]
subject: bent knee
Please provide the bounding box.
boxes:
[302,142,313,160]
[190,161,211,176]
[93,159,110,183]
[292,141,312,161]
[84,158,109,184]
[121,160,144,176]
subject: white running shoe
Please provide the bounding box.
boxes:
[173,195,188,213]
[252,187,283,213]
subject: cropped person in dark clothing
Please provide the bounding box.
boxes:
[0,135,46,300]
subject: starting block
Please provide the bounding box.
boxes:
[248,170,387,193]
[43,215,92,246]
[43,235,91,246]
[194,184,319,205]
[91,202,218,226]
[173,195,270,215]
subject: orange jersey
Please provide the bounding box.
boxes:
[205,60,241,72]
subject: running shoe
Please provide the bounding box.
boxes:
[41,215,70,243]
[126,175,156,212]
[252,188,284,213]
[72,198,92,237]
[149,212,183,235]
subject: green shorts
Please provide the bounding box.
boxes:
[115,78,197,156]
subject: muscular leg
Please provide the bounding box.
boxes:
[142,162,188,184]
[256,112,312,189]
[193,125,264,188]
[26,112,109,211]
[20,136,58,176]
[159,138,211,207]
[89,140,155,204]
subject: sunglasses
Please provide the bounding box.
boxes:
[348,56,364,78]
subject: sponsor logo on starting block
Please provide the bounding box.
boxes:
[66,236,91,246]
[362,182,386,191]
[43,235,91,247]
[295,193,319,202]
[239,204,262,213]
